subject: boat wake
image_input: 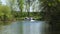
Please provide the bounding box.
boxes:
[30,20,35,21]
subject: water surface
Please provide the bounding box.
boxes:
[0,20,49,34]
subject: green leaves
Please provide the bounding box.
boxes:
[58,0,60,2]
[48,2,52,6]
[0,5,13,20]
[18,0,24,11]
[48,2,56,7]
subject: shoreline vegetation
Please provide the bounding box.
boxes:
[0,16,42,21]
[0,11,43,26]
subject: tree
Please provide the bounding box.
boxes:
[39,0,60,34]
[6,0,15,10]
[17,0,24,17]
[0,5,12,21]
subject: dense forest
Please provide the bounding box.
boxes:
[0,0,60,21]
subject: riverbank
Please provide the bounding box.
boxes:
[0,16,42,25]
[14,17,42,21]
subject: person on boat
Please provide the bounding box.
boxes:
[25,17,34,21]
[29,17,33,20]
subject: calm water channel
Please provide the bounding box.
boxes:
[0,20,49,34]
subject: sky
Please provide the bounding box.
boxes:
[1,0,6,5]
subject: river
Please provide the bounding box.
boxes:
[0,20,49,34]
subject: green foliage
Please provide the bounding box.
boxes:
[19,0,24,9]
[17,0,24,11]
[0,5,13,21]
[38,0,60,34]
[17,0,24,17]
[39,0,60,21]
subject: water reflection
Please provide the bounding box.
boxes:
[0,21,49,34]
